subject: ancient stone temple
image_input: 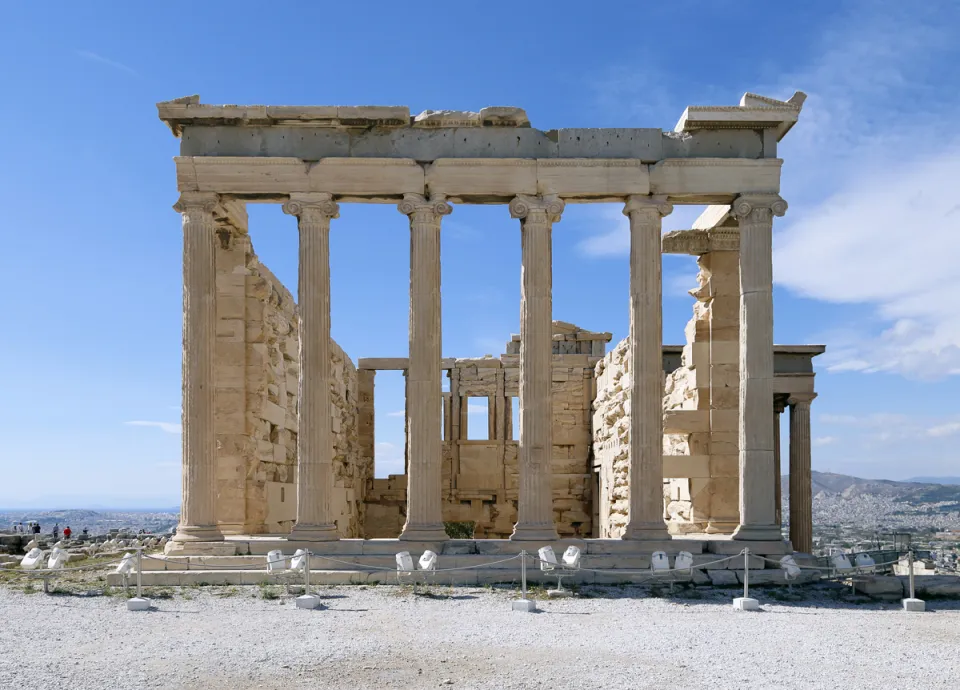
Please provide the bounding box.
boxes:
[156,91,824,578]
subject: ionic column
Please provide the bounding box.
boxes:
[773,396,787,528]
[622,195,672,541]
[171,192,224,544]
[398,193,451,541]
[509,194,564,541]
[732,194,788,542]
[788,393,815,553]
[283,193,340,542]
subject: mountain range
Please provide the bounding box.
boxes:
[782,471,960,504]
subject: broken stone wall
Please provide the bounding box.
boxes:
[591,248,741,537]
[213,207,364,536]
[362,322,608,538]
[592,339,631,538]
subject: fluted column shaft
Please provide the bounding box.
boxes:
[733,194,788,542]
[774,397,786,529]
[283,193,340,541]
[398,194,451,541]
[172,192,224,543]
[789,394,815,553]
[510,195,563,541]
[623,195,672,541]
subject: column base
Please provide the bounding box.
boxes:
[705,520,739,535]
[171,524,224,543]
[510,523,559,542]
[732,523,783,541]
[622,522,671,541]
[164,540,237,556]
[399,524,448,542]
[289,524,339,542]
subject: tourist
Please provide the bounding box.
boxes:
[32,523,40,535]
[81,527,89,538]
[63,526,72,540]
[53,523,59,540]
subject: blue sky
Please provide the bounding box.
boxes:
[1,1,957,508]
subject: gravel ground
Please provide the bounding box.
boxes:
[1,584,958,689]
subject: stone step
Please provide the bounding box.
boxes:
[226,537,710,557]
[107,568,710,587]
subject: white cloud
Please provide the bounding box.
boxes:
[76,50,138,76]
[813,436,837,447]
[126,421,181,435]
[467,403,489,415]
[928,421,960,438]
[386,410,405,418]
[769,1,960,380]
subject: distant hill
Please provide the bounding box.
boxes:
[781,471,960,504]
[906,477,960,486]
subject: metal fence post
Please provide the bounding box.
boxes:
[908,550,916,600]
[136,547,143,600]
[304,550,311,595]
[521,549,527,599]
[743,547,750,601]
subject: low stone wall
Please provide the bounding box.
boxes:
[213,207,364,536]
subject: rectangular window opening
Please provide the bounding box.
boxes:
[466,397,490,440]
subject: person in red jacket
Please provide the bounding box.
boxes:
[63,526,72,540]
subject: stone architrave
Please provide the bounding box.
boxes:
[397,193,452,541]
[283,193,341,542]
[509,194,564,541]
[623,195,672,541]
[732,194,787,542]
[171,192,224,544]
[788,393,815,553]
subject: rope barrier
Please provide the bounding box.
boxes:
[0,557,128,578]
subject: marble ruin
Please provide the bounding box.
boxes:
[156,91,824,577]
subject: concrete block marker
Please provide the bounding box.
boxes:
[733,597,759,611]
[512,599,536,612]
[296,594,322,610]
[127,597,151,611]
[902,598,925,612]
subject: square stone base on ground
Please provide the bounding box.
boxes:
[733,597,759,611]
[512,599,536,612]
[126,597,151,611]
[902,598,925,612]
[295,594,322,610]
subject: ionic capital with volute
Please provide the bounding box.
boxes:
[509,194,564,223]
[173,191,219,219]
[623,194,673,219]
[282,193,340,222]
[397,193,452,221]
[732,194,788,222]
[787,392,817,407]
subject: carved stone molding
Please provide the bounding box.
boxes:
[787,392,817,407]
[732,193,788,221]
[623,194,673,218]
[173,191,218,216]
[509,194,564,222]
[282,192,340,222]
[661,227,739,255]
[397,193,452,219]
